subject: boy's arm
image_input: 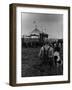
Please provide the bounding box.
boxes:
[49,47,54,58]
[38,47,44,58]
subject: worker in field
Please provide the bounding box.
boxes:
[39,39,54,67]
[53,42,63,75]
[53,42,62,66]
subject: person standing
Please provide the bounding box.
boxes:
[39,40,54,66]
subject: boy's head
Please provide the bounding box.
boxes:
[44,38,49,45]
[44,40,49,45]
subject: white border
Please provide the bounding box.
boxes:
[16,7,68,83]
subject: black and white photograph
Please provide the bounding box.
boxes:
[21,13,63,77]
[9,4,70,86]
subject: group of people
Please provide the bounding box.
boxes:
[39,40,63,69]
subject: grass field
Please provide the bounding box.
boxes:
[21,47,63,77]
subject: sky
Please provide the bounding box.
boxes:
[21,13,63,39]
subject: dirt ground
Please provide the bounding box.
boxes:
[21,47,63,77]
